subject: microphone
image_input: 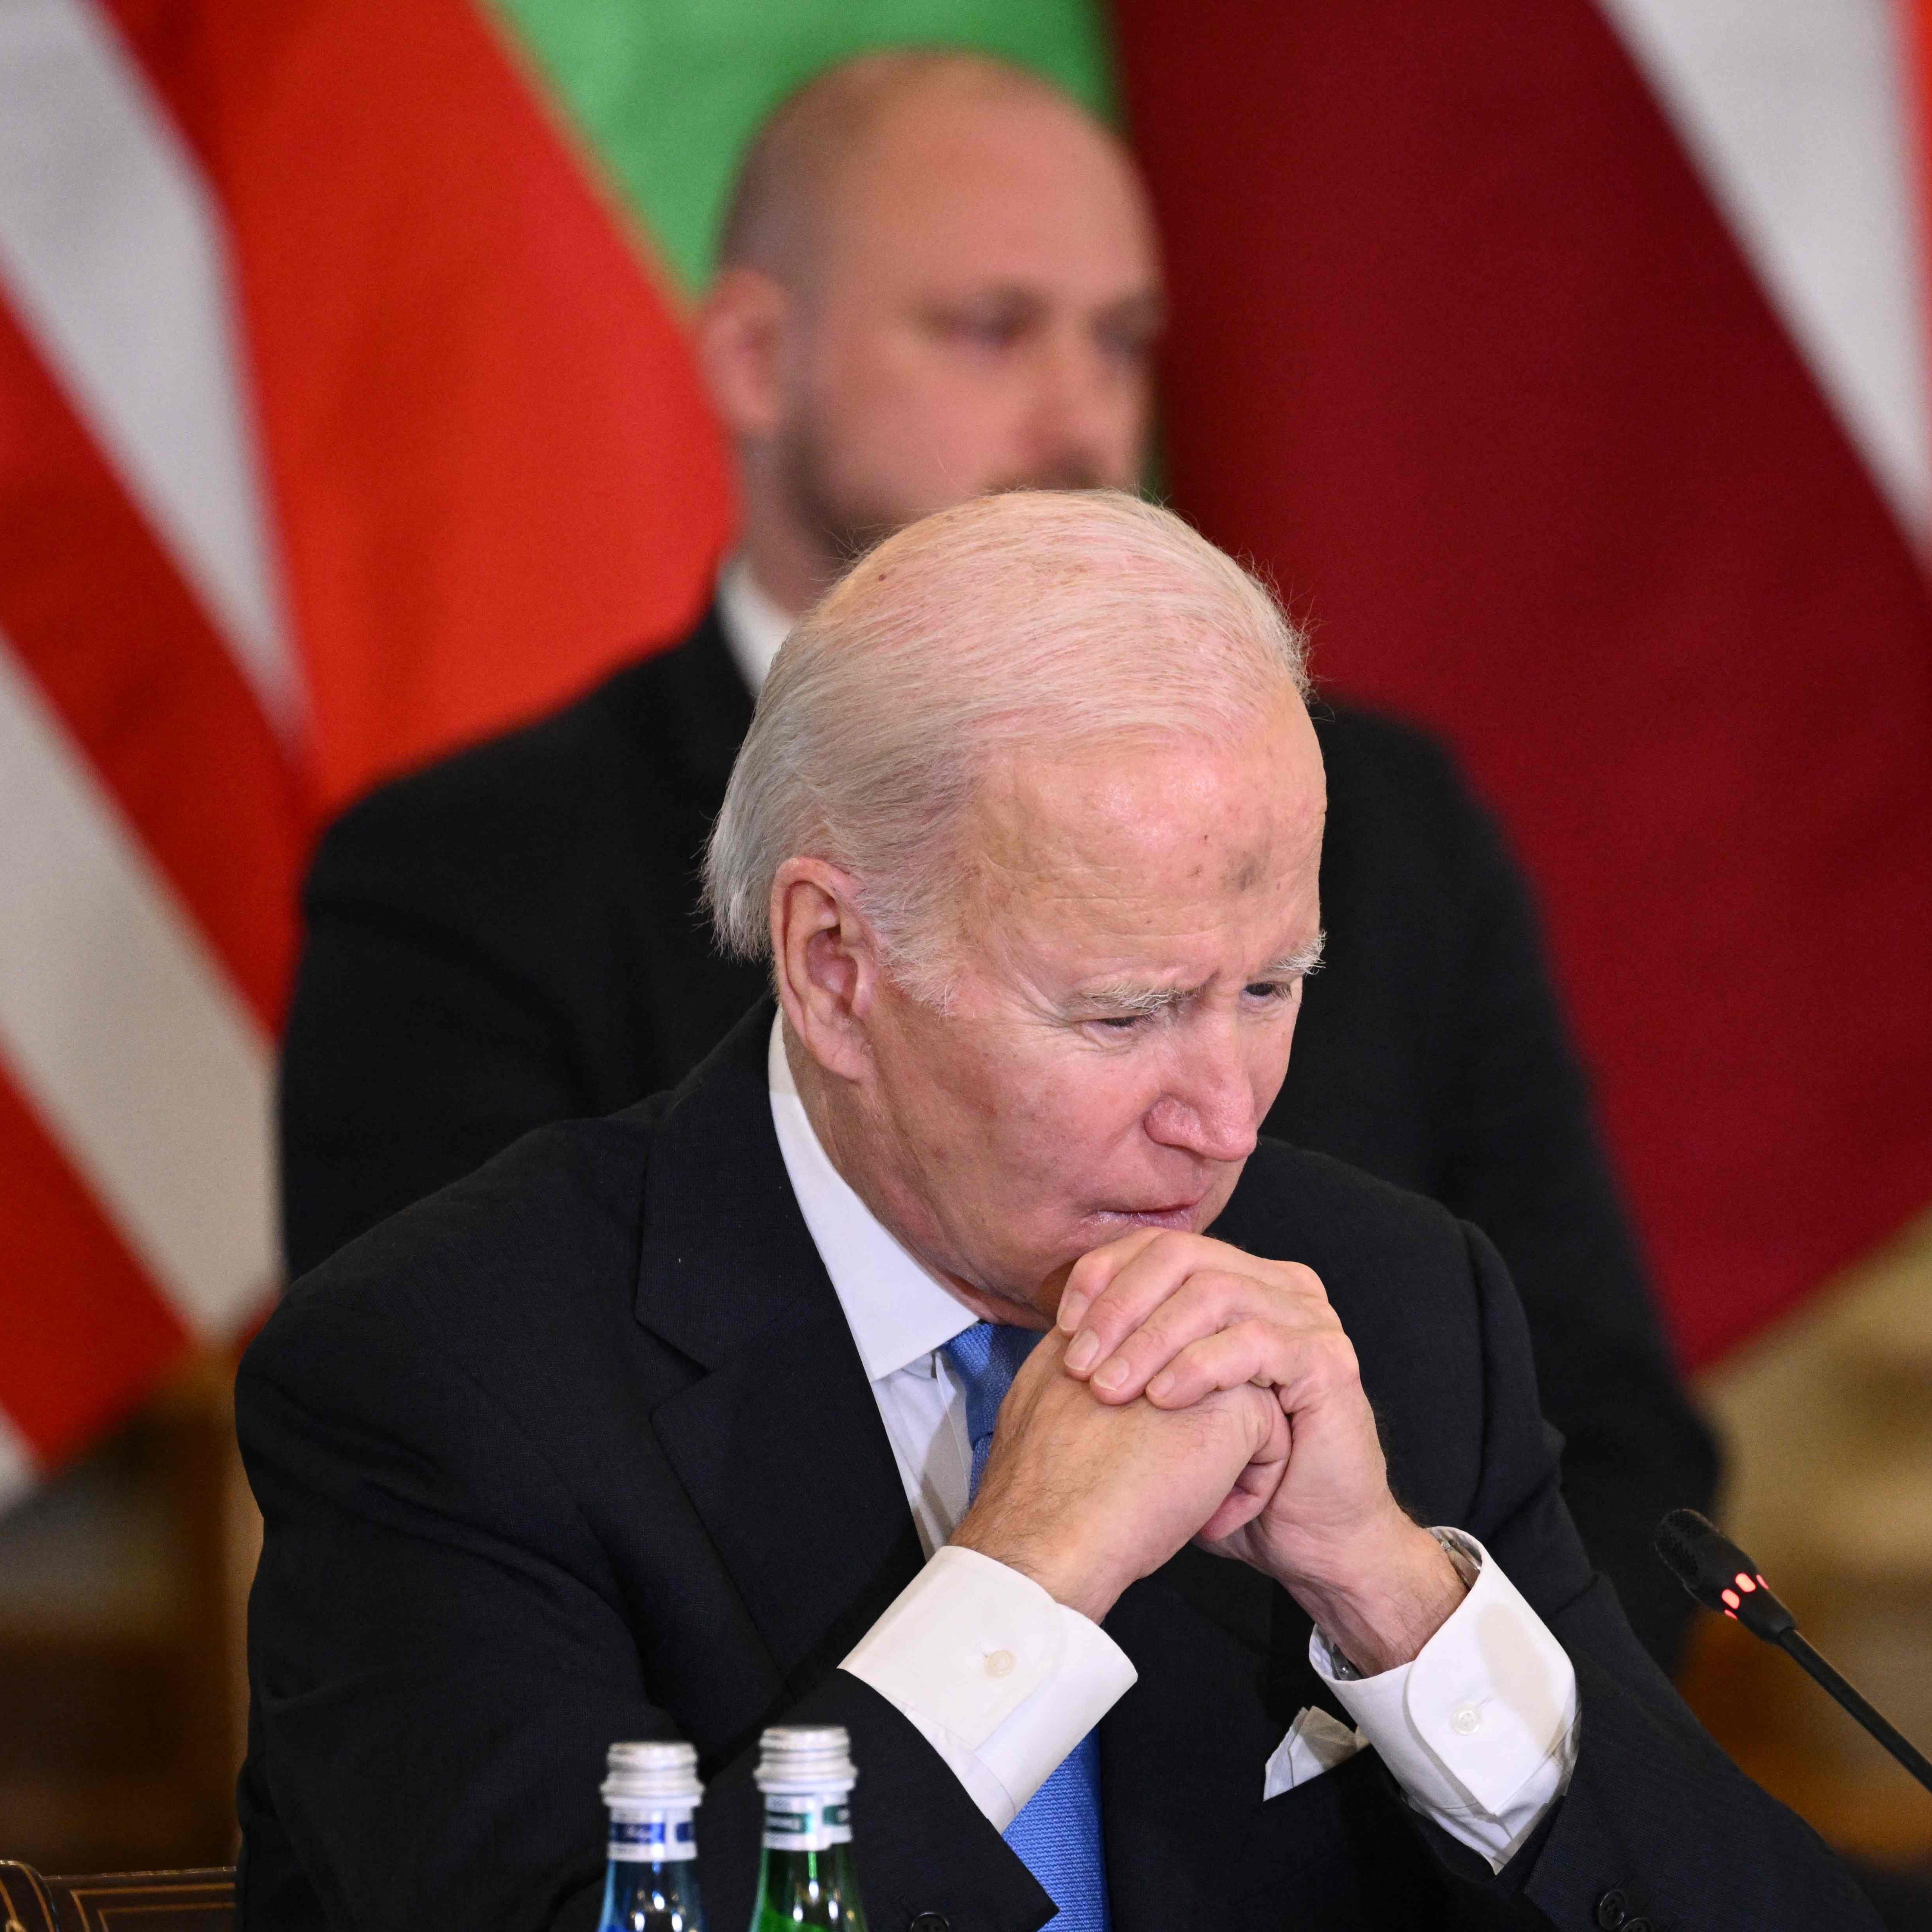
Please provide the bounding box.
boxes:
[1654,1508,1932,1796]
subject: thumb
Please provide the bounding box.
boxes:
[1199,1395,1287,1540]
[1237,1380,1290,1464]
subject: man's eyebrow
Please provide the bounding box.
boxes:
[1094,288,1166,334]
[1262,930,1327,980]
[1064,981,1192,1019]
[922,283,1045,319]
[1062,934,1327,1019]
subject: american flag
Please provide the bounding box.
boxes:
[0,0,732,1505]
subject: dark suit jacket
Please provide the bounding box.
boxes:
[278,605,1716,1667]
[238,1006,1871,1932]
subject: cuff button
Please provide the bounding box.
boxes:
[1449,1702,1482,1736]
[984,1648,1017,1678]
[1594,1890,1628,1928]
[908,1915,950,1932]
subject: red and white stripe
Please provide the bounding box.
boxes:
[1598,0,1929,546]
[0,0,731,1507]
[0,0,298,1506]
[0,0,298,735]
[0,645,277,1331]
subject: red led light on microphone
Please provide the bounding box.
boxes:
[1658,1507,1932,1796]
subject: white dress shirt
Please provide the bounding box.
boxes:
[766,1017,1580,1867]
[716,554,792,695]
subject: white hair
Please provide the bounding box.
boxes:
[703,489,1311,1003]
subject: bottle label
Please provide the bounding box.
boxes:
[761,1798,852,1851]
[606,1814,698,1863]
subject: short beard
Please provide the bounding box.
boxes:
[778,423,906,578]
[778,420,1114,584]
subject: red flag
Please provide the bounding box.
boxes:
[1116,0,1932,1366]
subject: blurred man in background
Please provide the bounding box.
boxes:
[277,49,1716,1669]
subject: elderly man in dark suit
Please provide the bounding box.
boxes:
[240,492,1871,1932]
[278,49,1714,1669]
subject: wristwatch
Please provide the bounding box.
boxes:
[1320,1527,1480,1680]
[1431,1525,1483,1590]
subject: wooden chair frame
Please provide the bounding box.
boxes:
[0,1863,233,1932]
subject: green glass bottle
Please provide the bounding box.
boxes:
[747,1725,868,1932]
[598,1740,709,1932]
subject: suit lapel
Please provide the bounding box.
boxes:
[636,1006,925,1694]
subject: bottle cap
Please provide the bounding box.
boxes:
[602,1740,703,1807]
[754,1724,857,1795]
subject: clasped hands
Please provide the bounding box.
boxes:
[949,1231,1467,1674]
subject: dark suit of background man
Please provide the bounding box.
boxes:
[278,49,1715,1669]
[240,486,1875,1931]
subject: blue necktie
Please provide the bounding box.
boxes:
[941,1322,1112,1932]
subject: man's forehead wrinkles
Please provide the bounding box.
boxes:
[967,826,1317,930]
[969,805,1151,889]
[986,780,1294,858]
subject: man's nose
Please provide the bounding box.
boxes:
[1023,329,1138,488]
[1144,1040,1260,1165]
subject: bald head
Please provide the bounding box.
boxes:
[698,52,1163,610]
[718,51,1085,285]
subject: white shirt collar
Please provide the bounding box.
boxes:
[766,1015,977,1381]
[715,554,794,695]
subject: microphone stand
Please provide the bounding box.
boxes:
[1770,1628,1932,1796]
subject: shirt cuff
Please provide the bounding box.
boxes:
[841,1545,1138,1829]
[1306,1528,1579,1871]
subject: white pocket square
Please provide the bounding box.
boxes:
[1263,1704,1367,1799]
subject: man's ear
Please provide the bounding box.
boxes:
[696,266,790,443]
[771,857,879,1082]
